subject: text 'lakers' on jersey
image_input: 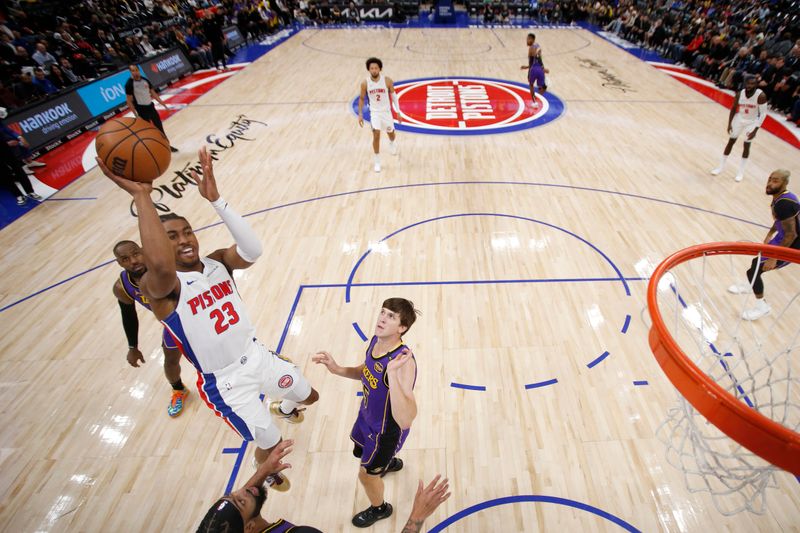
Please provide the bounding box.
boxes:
[358,336,415,434]
[161,257,257,373]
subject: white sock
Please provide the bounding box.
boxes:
[374,154,380,164]
[738,158,748,175]
[718,155,728,169]
[280,399,300,415]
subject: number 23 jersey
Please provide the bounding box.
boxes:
[161,257,257,374]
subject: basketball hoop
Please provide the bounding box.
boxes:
[646,242,800,515]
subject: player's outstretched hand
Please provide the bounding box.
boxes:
[126,347,146,367]
[259,439,293,476]
[387,348,413,374]
[191,146,221,202]
[402,475,451,533]
[96,157,152,196]
[312,351,342,375]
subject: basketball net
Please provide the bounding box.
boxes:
[646,243,800,515]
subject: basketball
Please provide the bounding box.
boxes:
[95,117,172,183]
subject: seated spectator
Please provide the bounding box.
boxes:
[182,27,213,68]
[31,41,57,71]
[47,64,73,90]
[0,79,22,110]
[14,46,36,71]
[346,1,361,24]
[13,71,45,104]
[0,33,15,62]
[58,57,82,84]
[32,67,59,94]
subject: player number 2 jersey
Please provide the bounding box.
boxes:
[161,257,257,374]
[367,75,391,113]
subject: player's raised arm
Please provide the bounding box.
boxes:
[191,147,263,271]
[357,80,367,127]
[97,158,178,299]
[313,351,365,380]
[386,348,417,429]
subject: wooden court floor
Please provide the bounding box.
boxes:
[0,28,798,532]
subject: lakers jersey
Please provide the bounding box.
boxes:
[161,257,257,374]
[357,335,416,434]
[737,88,763,123]
[120,270,151,310]
[366,75,390,113]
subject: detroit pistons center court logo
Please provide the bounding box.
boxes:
[352,76,565,136]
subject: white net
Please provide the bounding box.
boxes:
[649,245,800,515]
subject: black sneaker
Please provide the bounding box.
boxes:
[352,503,393,528]
[385,457,403,474]
[170,146,179,153]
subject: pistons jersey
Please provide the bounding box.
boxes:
[367,75,391,113]
[161,257,256,374]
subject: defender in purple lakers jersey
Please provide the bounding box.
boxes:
[729,169,800,320]
[314,298,420,528]
[521,33,547,106]
[112,240,189,417]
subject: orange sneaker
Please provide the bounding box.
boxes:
[168,387,189,417]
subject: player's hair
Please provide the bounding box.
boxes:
[113,240,139,255]
[365,57,383,70]
[383,298,420,333]
[743,74,757,83]
[528,33,536,40]
[159,212,190,225]
[772,169,790,182]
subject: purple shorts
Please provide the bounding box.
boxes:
[350,415,409,474]
[528,65,546,89]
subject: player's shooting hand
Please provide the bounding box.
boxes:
[408,475,451,522]
[96,157,153,196]
[762,258,778,271]
[191,146,221,202]
[312,351,342,374]
[260,439,293,476]
[127,347,145,367]
[387,348,413,374]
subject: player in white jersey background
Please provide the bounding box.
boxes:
[96,147,319,492]
[357,57,400,173]
[710,75,768,182]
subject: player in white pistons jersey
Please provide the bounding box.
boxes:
[358,57,400,173]
[710,76,768,182]
[96,147,319,493]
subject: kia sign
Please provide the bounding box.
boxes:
[352,77,565,135]
[5,92,92,149]
[139,48,192,89]
[223,26,245,49]
[342,6,393,20]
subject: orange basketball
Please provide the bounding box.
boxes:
[95,117,172,183]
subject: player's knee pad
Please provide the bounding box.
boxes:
[254,423,282,450]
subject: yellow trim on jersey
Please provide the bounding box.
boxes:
[370,340,403,360]
[118,273,135,303]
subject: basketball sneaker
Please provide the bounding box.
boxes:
[352,503,393,528]
[734,173,744,182]
[374,162,381,173]
[389,142,398,155]
[728,282,752,294]
[385,457,403,473]
[710,167,723,175]
[16,196,26,205]
[27,193,42,202]
[269,401,305,423]
[742,299,770,321]
[168,387,189,417]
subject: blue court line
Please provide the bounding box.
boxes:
[351,322,368,342]
[428,494,641,533]
[633,380,649,386]
[621,314,631,334]
[450,382,487,391]
[221,439,249,495]
[344,212,632,304]
[356,391,363,397]
[524,378,559,389]
[587,350,610,369]
[310,276,647,289]
[276,286,304,354]
[2,180,768,314]
[44,196,97,201]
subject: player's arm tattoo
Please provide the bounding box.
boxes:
[400,518,425,533]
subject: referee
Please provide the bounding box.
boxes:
[124,65,178,152]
